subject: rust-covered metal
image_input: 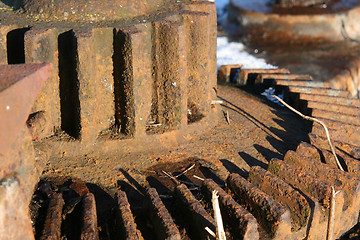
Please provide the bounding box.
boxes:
[145,188,181,240]
[255,74,313,85]
[80,193,99,240]
[227,173,291,239]
[0,63,51,159]
[300,94,360,107]
[237,68,290,85]
[174,183,216,240]
[248,166,311,233]
[1,0,359,237]
[0,0,218,147]
[115,190,143,240]
[228,0,360,43]
[0,63,50,240]
[268,159,332,208]
[10,0,179,22]
[201,179,259,240]
[284,150,360,208]
[40,193,64,240]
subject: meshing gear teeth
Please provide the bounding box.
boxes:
[2,0,360,239]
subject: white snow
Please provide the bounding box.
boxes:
[215,0,277,70]
[215,0,282,105]
[217,36,277,69]
[261,87,284,106]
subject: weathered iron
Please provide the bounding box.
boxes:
[2,0,360,239]
[1,0,218,144]
[0,1,218,239]
[0,64,50,240]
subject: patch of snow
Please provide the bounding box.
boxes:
[261,87,284,106]
[215,0,282,105]
[217,36,277,69]
[215,0,276,69]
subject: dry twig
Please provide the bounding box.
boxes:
[212,190,226,240]
[161,170,180,185]
[205,227,216,238]
[326,186,341,240]
[226,110,230,124]
[175,164,196,178]
[272,95,344,171]
[193,175,205,181]
[211,100,224,105]
[222,110,230,124]
[163,169,198,187]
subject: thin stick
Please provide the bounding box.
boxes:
[193,175,205,181]
[205,227,216,238]
[272,95,344,171]
[326,187,341,240]
[161,170,180,185]
[212,190,226,240]
[226,110,230,125]
[175,164,196,178]
[211,100,223,105]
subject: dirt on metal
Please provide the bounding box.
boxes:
[31,84,309,239]
[40,84,309,190]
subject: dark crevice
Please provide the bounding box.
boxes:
[59,30,81,140]
[113,29,134,136]
[7,27,30,64]
[147,25,161,135]
[229,67,241,84]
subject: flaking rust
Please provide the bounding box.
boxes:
[2,0,360,238]
[0,1,218,238]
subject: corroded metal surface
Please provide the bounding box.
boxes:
[145,188,181,240]
[40,193,64,240]
[219,66,360,146]
[228,0,360,42]
[7,0,178,22]
[0,63,50,240]
[201,179,259,240]
[29,144,360,240]
[174,183,216,240]
[0,63,51,158]
[227,173,291,239]
[268,159,332,208]
[249,166,310,232]
[80,193,99,240]
[1,1,217,238]
[115,190,143,240]
[0,0,218,149]
[1,0,358,236]
[25,74,358,240]
[284,150,360,208]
